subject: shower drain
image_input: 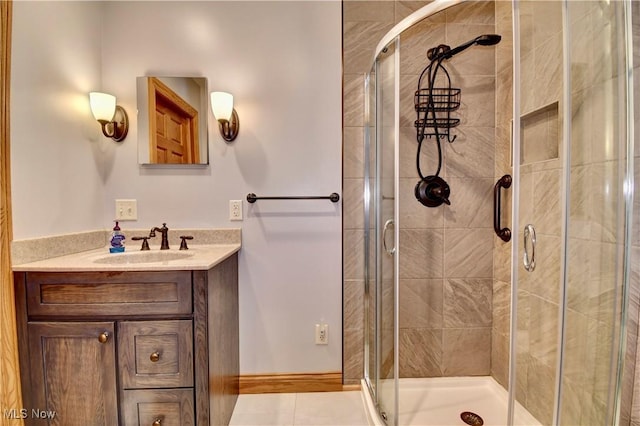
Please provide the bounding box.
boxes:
[460,411,484,426]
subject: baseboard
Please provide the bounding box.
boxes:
[239,372,343,394]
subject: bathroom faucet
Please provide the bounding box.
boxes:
[149,223,170,250]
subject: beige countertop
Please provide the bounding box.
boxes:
[12,243,241,272]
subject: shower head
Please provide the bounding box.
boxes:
[439,34,501,59]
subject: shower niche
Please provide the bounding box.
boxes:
[520,102,560,165]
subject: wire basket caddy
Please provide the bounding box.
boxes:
[414,63,460,142]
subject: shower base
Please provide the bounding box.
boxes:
[361,376,541,426]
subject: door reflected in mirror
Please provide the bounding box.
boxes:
[137,76,209,165]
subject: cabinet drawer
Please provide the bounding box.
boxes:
[25,271,192,317]
[119,320,193,389]
[121,389,194,426]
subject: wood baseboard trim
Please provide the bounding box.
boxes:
[342,384,361,391]
[239,372,343,394]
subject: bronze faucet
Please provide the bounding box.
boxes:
[149,223,170,250]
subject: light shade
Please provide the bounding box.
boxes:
[89,92,116,122]
[210,92,234,121]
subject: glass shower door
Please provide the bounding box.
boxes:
[364,37,399,426]
[511,1,632,424]
[376,38,399,426]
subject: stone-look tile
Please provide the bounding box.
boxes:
[494,124,512,178]
[562,309,590,387]
[343,178,365,230]
[495,62,513,127]
[344,73,365,127]
[399,279,443,329]
[568,165,592,240]
[399,178,444,229]
[344,21,395,74]
[533,32,563,110]
[495,1,513,74]
[445,24,496,77]
[559,376,584,426]
[521,104,560,165]
[492,280,510,336]
[344,280,365,331]
[444,127,495,178]
[589,79,623,164]
[590,161,620,244]
[533,170,561,234]
[344,229,365,281]
[444,229,493,278]
[443,178,492,229]
[491,328,509,389]
[343,328,364,382]
[532,0,562,48]
[344,126,364,179]
[399,229,444,279]
[399,328,442,377]
[533,219,561,282]
[442,328,491,376]
[443,278,492,327]
[493,234,511,283]
[445,1,494,25]
[454,76,496,128]
[343,0,394,23]
[399,126,443,179]
[528,295,559,368]
[526,355,556,426]
[570,88,592,166]
[399,75,420,130]
[395,1,444,24]
[399,17,446,76]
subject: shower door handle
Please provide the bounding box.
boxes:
[382,219,396,256]
[523,224,536,272]
[494,175,512,242]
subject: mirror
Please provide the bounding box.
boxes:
[137,76,209,165]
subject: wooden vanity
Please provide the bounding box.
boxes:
[12,245,239,426]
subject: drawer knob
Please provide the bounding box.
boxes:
[150,352,161,362]
[152,419,162,426]
[98,332,109,344]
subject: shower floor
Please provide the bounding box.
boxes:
[362,376,541,426]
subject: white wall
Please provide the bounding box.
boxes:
[11,1,107,239]
[11,1,343,374]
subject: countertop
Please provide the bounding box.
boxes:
[12,243,241,272]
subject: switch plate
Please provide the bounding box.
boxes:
[315,324,328,345]
[230,200,243,221]
[115,199,137,221]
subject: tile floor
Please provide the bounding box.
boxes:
[229,391,369,426]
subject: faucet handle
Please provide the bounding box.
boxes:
[131,236,151,251]
[179,236,194,250]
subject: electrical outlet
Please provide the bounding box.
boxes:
[315,323,328,345]
[229,200,243,221]
[115,199,137,221]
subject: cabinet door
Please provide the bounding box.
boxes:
[27,322,119,426]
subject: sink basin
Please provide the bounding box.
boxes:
[93,251,194,264]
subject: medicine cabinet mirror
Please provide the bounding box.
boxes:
[137,76,209,165]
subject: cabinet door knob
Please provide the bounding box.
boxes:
[98,332,109,343]
[150,352,160,362]
[152,419,162,426]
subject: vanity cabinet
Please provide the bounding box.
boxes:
[14,253,239,426]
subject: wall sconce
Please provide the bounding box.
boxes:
[89,92,129,142]
[210,91,239,142]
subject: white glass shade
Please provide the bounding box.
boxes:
[210,91,234,121]
[89,92,116,122]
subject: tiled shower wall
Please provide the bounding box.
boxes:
[342,1,500,384]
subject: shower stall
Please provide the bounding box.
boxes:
[360,1,635,425]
